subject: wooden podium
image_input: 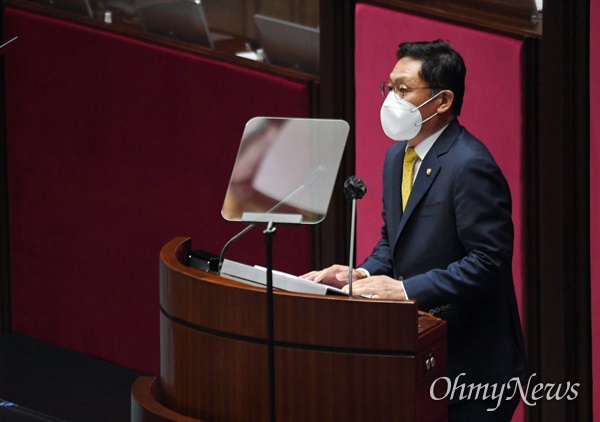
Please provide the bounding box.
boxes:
[131,237,448,421]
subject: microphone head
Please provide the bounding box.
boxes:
[343,176,367,200]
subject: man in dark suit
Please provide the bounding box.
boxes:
[302,40,527,421]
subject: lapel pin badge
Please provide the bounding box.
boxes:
[426,168,432,176]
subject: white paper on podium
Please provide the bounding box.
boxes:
[220,259,346,296]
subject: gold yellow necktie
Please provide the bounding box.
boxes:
[402,147,419,211]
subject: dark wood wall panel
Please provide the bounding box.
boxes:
[2,6,315,374]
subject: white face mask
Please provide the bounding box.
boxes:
[380,90,443,141]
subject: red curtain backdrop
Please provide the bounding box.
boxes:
[354,3,525,419]
[590,0,600,416]
[4,8,313,374]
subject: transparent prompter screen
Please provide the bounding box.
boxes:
[221,117,349,224]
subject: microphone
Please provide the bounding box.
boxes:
[343,176,367,296]
[218,165,328,270]
[343,176,367,200]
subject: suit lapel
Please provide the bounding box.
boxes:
[401,154,441,222]
[395,120,461,246]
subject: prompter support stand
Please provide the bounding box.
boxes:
[243,212,303,422]
[264,221,276,422]
[222,117,350,421]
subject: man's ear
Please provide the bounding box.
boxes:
[437,90,454,114]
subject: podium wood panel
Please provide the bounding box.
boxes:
[132,237,448,421]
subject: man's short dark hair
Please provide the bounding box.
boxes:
[397,40,466,116]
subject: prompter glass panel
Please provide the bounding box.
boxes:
[221,117,349,225]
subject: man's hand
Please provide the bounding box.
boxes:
[341,275,409,300]
[300,264,367,289]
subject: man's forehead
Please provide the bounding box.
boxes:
[390,57,423,82]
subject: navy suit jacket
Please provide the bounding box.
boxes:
[360,119,527,391]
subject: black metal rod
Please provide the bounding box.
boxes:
[264,222,276,422]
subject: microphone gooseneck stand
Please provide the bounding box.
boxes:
[348,199,357,296]
[343,176,367,297]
